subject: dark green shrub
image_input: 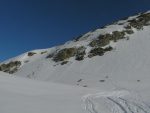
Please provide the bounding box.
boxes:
[124,25,132,29]
[99,80,105,82]
[28,52,36,56]
[53,48,77,62]
[77,79,83,82]
[0,61,21,74]
[46,53,54,59]
[83,85,87,87]
[124,29,134,34]
[128,19,143,30]
[89,34,111,47]
[41,51,47,54]
[111,31,126,42]
[128,13,150,30]
[75,46,86,61]
[104,46,113,52]
[61,61,69,65]
[88,47,104,58]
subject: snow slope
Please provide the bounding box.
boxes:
[1,11,150,113]
[2,11,149,91]
[0,72,98,113]
[83,91,150,113]
[0,73,150,113]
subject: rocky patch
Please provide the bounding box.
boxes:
[0,61,21,74]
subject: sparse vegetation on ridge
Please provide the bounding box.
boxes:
[28,52,36,56]
[53,48,77,62]
[128,12,150,30]
[45,12,150,65]
[0,61,21,74]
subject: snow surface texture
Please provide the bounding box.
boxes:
[83,91,150,113]
[1,11,150,113]
[0,73,150,113]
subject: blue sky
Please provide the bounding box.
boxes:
[0,0,150,61]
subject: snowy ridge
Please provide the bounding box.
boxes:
[0,10,150,113]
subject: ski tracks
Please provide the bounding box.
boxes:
[82,90,150,113]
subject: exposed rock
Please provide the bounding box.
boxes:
[88,47,105,58]
[104,46,113,52]
[124,29,134,34]
[41,51,47,54]
[77,79,83,82]
[89,34,111,47]
[88,46,113,58]
[61,61,69,65]
[0,61,21,74]
[53,48,77,62]
[75,46,86,61]
[99,80,105,82]
[46,53,55,59]
[128,13,150,30]
[28,52,36,56]
[111,31,126,42]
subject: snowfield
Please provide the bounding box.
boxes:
[0,73,150,113]
[1,72,150,113]
[1,11,150,113]
[0,72,98,113]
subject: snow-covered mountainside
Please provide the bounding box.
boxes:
[1,11,150,89]
[1,11,150,113]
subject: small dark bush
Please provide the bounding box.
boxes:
[46,53,54,59]
[111,31,126,42]
[53,48,77,62]
[128,13,150,30]
[0,61,21,74]
[83,85,88,87]
[137,80,140,82]
[99,80,105,82]
[88,47,104,58]
[41,51,47,54]
[124,29,134,34]
[77,79,83,82]
[89,34,111,47]
[75,46,86,61]
[28,52,36,56]
[104,46,113,52]
[61,61,69,65]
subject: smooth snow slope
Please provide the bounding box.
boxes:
[12,22,150,91]
[0,73,150,113]
[0,72,98,113]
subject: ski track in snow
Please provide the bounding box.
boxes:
[82,90,150,113]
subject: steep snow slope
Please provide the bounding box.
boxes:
[1,11,149,90]
[0,11,150,89]
[1,11,150,113]
[0,72,98,113]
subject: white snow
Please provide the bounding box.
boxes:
[0,72,100,113]
[1,11,150,113]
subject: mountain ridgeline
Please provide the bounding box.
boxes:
[0,11,150,88]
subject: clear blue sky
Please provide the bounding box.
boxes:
[0,0,150,61]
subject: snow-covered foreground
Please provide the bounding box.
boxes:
[0,72,98,113]
[0,72,150,113]
[83,91,150,113]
